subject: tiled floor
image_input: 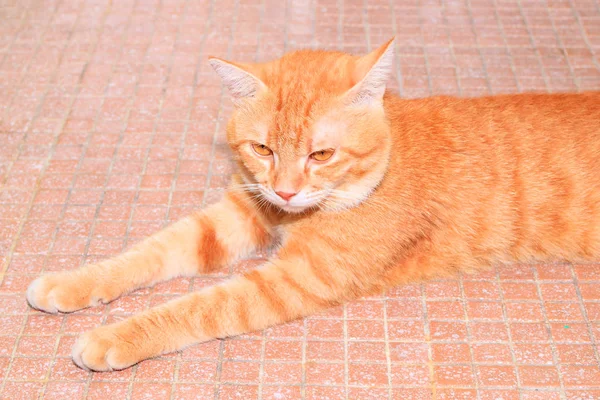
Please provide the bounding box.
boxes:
[0,0,599,399]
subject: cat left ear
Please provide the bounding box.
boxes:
[345,38,395,105]
[208,57,267,100]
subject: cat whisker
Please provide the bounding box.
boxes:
[319,198,348,212]
[229,184,261,193]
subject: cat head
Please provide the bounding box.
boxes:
[209,39,395,213]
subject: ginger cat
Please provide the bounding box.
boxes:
[26,38,600,371]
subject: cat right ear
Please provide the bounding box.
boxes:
[344,38,395,106]
[208,57,267,100]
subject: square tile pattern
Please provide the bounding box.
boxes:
[1,0,599,399]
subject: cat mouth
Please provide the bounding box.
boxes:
[269,196,321,213]
[257,187,327,213]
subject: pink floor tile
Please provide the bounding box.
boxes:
[1,0,599,399]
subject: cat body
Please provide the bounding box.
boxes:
[26,39,600,371]
[380,92,600,271]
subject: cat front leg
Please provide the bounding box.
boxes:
[70,234,378,371]
[26,188,274,314]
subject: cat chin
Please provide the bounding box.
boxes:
[277,203,315,214]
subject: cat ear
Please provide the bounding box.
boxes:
[345,38,395,105]
[208,57,267,100]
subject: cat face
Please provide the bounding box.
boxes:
[211,39,395,213]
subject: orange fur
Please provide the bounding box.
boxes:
[27,39,600,371]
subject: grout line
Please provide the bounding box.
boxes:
[421,283,436,400]
[342,303,349,400]
[442,0,463,97]
[496,266,525,400]
[490,0,522,93]
[541,0,581,92]
[4,353,595,367]
[283,0,289,53]
[255,0,266,64]
[569,264,600,370]
[532,266,567,399]
[257,331,267,400]
[516,0,552,92]
[458,276,481,400]
[363,0,371,54]
[382,291,393,400]
[464,0,493,95]
[337,0,343,50]
[0,375,579,391]
[311,0,317,50]
[300,319,308,399]
[417,0,433,96]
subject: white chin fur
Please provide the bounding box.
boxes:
[279,203,314,213]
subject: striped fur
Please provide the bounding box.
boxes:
[27,39,600,371]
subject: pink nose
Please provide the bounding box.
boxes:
[275,191,297,201]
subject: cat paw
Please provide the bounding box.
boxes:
[72,323,150,371]
[26,272,106,314]
[72,326,133,371]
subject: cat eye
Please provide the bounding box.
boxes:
[251,143,273,157]
[310,149,335,162]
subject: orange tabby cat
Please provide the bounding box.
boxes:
[26,38,600,371]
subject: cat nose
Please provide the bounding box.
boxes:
[275,191,297,201]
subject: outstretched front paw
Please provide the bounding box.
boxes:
[26,271,110,314]
[72,322,147,371]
